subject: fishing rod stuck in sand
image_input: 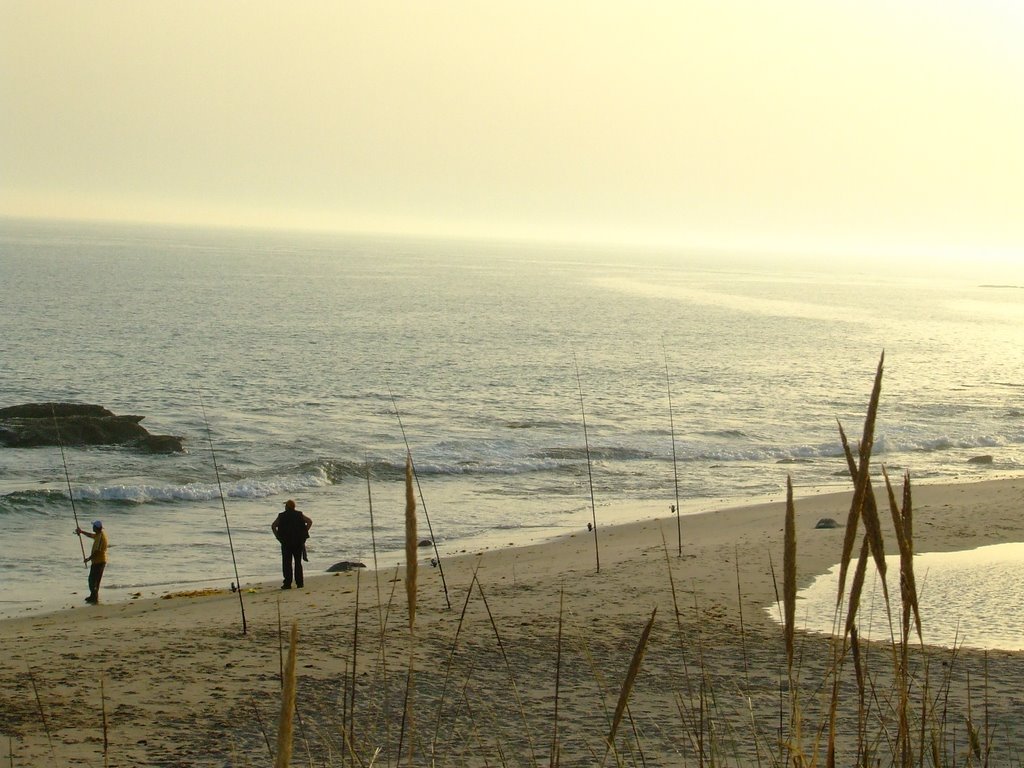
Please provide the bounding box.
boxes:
[198,391,248,635]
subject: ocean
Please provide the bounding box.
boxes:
[2,218,1023,620]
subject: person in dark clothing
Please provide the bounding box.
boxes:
[272,499,312,589]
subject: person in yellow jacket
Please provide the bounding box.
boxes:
[75,520,108,604]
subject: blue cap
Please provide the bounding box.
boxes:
[92,520,102,529]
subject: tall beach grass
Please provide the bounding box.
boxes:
[255,353,1017,767]
[8,354,1020,766]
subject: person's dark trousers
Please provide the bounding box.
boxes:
[87,562,105,602]
[281,545,304,588]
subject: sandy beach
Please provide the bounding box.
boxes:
[3,476,1023,766]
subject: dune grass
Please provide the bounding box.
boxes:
[9,355,1021,766]
[258,353,1016,767]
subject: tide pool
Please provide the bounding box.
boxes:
[773,542,1024,652]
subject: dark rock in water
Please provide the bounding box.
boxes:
[968,455,994,464]
[137,434,186,453]
[0,402,184,453]
[418,539,433,548]
[326,561,367,572]
[0,403,115,419]
[815,517,841,529]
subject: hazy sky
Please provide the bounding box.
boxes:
[2,1,1023,257]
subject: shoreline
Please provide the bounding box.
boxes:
[3,476,1024,765]
[8,471,1020,625]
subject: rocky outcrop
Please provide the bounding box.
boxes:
[326,561,366,572]
[0,402,184,453]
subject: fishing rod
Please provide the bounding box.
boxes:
[197,391,248,635]
[573,352,600,574]
[365,457,385,640]
[663,343,682,557]
[387,385,451,610]
[51,406,87,567]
